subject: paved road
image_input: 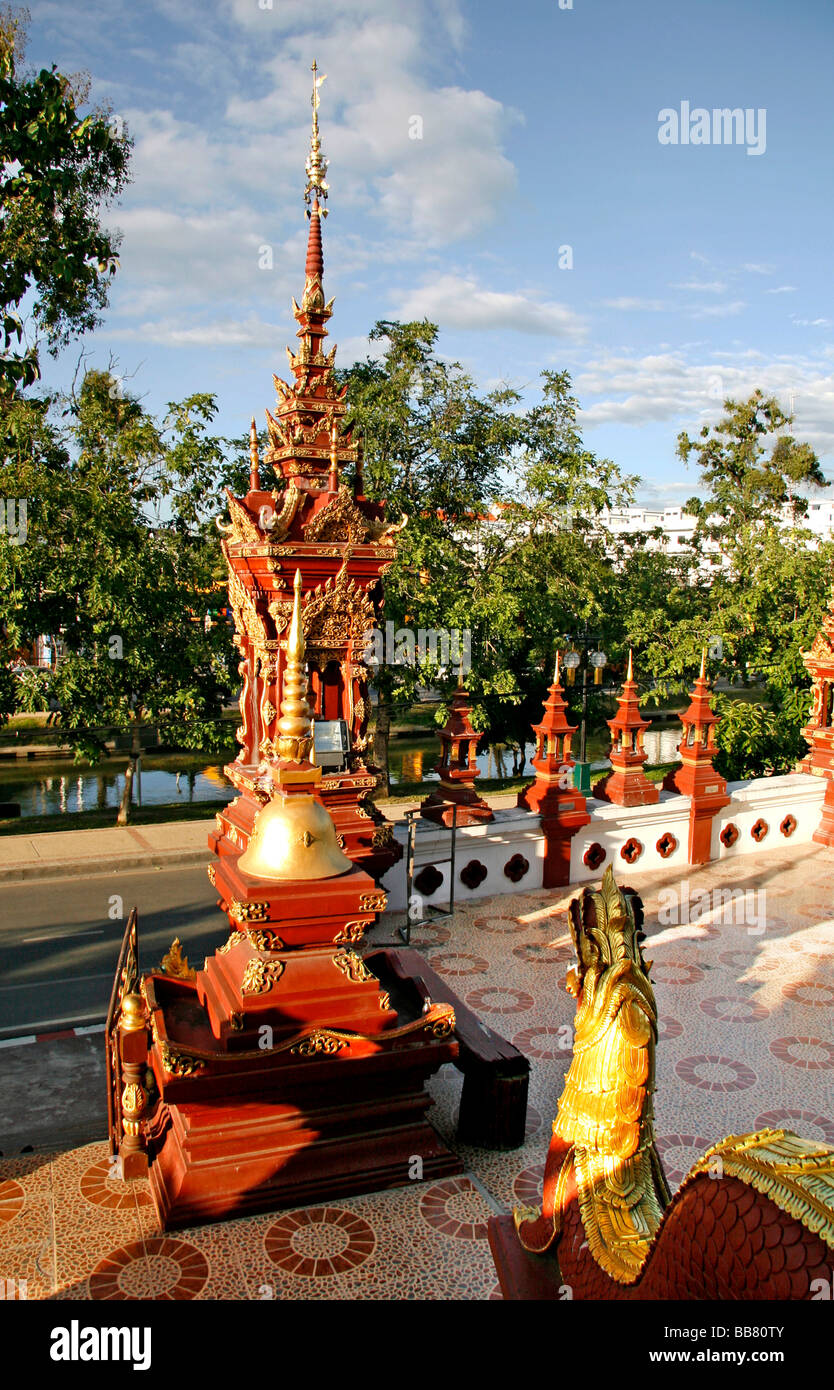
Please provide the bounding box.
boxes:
[0,864,221,1038]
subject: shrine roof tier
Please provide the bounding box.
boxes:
[606,655,652,734]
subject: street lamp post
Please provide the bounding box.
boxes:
[562,619,607,793]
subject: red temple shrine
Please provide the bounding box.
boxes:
[208,60,401,886]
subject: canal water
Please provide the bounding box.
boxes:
[0,728,683,820]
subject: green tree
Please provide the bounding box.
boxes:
[3,371,236,822]
[0,6,130,392]
[339,323,634,788]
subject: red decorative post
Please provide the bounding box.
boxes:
[517,656,590,887]
[420,672,493,826]
[594,651,659,807]
[797,583,834,844]
[662,651,729,864]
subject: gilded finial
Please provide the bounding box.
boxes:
[699,647,707,681]
[627,648,634,683]
[329,421,339,490]
[275,569,314,762]
[554,651,561,685]
[305,59,329,216]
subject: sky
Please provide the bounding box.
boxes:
[22,0,834,506]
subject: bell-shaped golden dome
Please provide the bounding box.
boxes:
[237,792,353,881]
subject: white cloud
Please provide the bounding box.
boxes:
[99,0,521,341]
[743,263,776,275]
[576,350,834,458]
[689,300,746,319]
[671,280,727,293]
[766,285,797,294]
[394,275,586,338]
[603,297,671,312]
[112,313,278,348]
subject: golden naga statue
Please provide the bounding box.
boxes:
[508,867,834,1299]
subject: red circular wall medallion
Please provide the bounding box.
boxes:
[583,843,606,870]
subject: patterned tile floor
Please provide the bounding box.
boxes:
[1,843,832,1300]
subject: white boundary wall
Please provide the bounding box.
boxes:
[378,774,825,916]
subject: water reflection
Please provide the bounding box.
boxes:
[0,761,233,819]
[1,728,682,819]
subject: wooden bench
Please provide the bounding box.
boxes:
[366,947,530,1150]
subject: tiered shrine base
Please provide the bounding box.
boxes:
[142,961,460,1229]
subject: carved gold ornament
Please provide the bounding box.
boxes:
[333,921,365,944]
[241,957,285,996]
[228,900,270,923]
[219,930,247,954]
[160,938,196,982]
[359,891,387,913]
[332,950,375,985]
[291,1030,347,1057]
[160,1042,206,1077]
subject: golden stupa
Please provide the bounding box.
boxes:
[237,568,353,882]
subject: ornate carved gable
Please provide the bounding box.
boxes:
[303,485,372,546]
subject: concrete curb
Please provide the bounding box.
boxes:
[0,847,210,884]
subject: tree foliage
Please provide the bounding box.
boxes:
[0,6,130,392]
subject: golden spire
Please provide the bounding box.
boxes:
[329,420,339,490]
[304,59,329,216]
[699,647,707,681]
[626,648,634,683]
[553,651,561,685]
[275,569,314,763]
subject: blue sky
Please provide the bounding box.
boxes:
[25,0,834,504]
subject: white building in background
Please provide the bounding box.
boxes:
[596,499,834,554]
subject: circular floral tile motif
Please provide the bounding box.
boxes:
[472,916,526,935]
[408,924,451,949]
[650,961,703,986]
[525,1103,543,1138]
[781,980,834,1008]
[658,1015,684,1041]
[755,1108,834,1146]
[88,1237,209,1300]
[512,1025,573,1060]
[769,1035,834,1070]
[699,995,769,1024]
[0,1180,25,1227]
[675,1054,756,1092]
[512,942,570,966]
[419,1178,491,1240]
[656,1134,713,1185]
[717,947,784,974]
[264,1206,375,1277]
[80,1158,153,1210]
[789,936,834,961]
[430,952,489,977]
[717,948,756,971]
[465,986,534,1016]
[512,1164,545,1206]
